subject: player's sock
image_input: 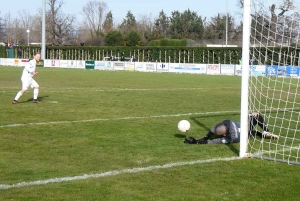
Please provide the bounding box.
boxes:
[33,88,39,100]
[14,91,23,101]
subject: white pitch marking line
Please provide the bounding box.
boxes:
[0,87,238,93]
[0,110,239,128]
[0,157,241,190]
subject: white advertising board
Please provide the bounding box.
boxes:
[67,60,77,68]
[157,63,169,72]
[59,60,68,68]
[207,64,221,74]
[76,60,85,69]
[221,64,235,75]
[169,63,206,74]
[235,65,242,76]
[124,62,135,71]
[113,62,125,71]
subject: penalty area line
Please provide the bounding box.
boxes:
[0,110,239,128]
[0,156,241,190]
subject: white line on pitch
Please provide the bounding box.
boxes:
[252,146,300,155]
[39,87,209,93]
[0,110,239,128]
[0,156,241,190]
[0,87,238,93]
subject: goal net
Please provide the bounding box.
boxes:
[240,0,300,165]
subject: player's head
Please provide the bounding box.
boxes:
[215,125,227,136]
[34,52,41,61]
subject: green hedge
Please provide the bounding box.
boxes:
[148,38,187,47]
[0,46,42,59]
[1,45,299,65]
[43,46,243,64]
[0,46,6,58]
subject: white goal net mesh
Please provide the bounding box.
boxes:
[247,0,300,165]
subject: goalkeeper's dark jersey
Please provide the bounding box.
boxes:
[205,120,241,144]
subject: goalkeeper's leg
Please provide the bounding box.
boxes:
[256,114,269,132]
[249,114,269,132]
[249,130,279,140]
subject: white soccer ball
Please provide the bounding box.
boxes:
[178,120,190,133]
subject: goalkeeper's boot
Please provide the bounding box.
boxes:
[262,131,279,140]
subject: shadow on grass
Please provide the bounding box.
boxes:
[190,113,239,131]
[174,134,186,138]
[226,144,239,155]
[19,95,49,103]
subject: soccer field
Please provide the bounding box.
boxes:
[0,66,300,200]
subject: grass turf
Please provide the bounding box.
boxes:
[0,66,300,201]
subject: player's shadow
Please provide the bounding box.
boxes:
[174,134,186,138]
[226,144,239,155]
[20,95,49,103]
[190,113,239,130]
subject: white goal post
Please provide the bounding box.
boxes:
[240,0,300,165]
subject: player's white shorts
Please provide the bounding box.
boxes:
[21,78,39,90]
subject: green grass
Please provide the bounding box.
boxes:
[1,66,300,201]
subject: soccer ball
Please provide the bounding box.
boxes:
[178,120,190,132]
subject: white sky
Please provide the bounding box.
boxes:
[0,0,242,24]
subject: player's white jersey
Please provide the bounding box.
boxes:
[21,60,36,80]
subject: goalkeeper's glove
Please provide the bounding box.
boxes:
[184,137,197,144]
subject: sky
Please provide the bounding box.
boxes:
[0,0,242,24]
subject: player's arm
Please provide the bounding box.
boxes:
[197,135,228,144]
[202,133,234,144]
[207,138,228,144]
[195,130,216,144]
[203,131,214,140]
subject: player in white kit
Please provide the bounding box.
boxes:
[12,52,41,104]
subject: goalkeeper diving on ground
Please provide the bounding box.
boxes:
[184,112,279,144]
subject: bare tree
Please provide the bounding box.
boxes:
[276,0,299,45]
[30,13,44,45]
[136,13,154,44]
[11,18,23,44]
[1,10,37,45]
[47,0,76,45]
[81,0,108,38]
[75,23,91,45]
[16,10,34,44]
[3,12,15,44]
[278,0,296,16]
[19,10,33,30]
[0,12,6,43]
[238,0,298,45]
